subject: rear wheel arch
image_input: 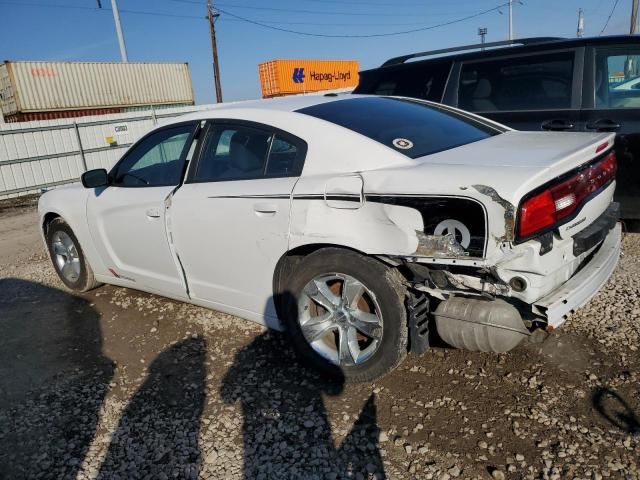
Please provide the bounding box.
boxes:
[273,243,384,320]
[277,245,410,382]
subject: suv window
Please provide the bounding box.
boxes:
[595,49,640,109]
[298,96,500,159]
[458,52,574,112]
[355,61,451,102]
[111,124,194,187]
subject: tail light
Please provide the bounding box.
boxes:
[517,150,617,240]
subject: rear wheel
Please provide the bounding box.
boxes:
[46,218,99,292]
[284,248,408,383]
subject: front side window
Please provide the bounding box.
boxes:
[111,125,194,187]
[595,48,640,109]
[297,96,500,159]
[458,52,575,112]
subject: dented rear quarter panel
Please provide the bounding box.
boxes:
[288,129,617,265]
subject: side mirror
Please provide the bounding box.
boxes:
[81,168,109,189]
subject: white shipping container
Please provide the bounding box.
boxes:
[0,61,194,116]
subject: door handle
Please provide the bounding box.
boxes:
[541,119,575,131]
[146,208,161,218]
[586,119,621,131]
[253,203,278,215]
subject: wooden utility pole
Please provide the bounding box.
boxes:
[207,0,223,103]
[631,0,639,34]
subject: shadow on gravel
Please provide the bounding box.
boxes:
[220,293,386,479]
[98,337,207,479]
[592,387,640,435]
[0,278,114,479]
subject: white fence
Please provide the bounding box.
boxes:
[0,104,216,199]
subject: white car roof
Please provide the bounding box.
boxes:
[158,95,511,176]
[164,93,357,125]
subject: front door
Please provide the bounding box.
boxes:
[171,121,307,325]
[87,123,197,296]
[580,46,640,218]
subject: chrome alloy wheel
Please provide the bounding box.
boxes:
[298,273,384,366]
[51,231,81,283]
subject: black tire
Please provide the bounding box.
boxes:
[283,248,408,383]
[46,218,100,292]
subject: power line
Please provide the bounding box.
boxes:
[0,1,500,27]
[212,2,515,38]
[218,19,469,26]
[0,0,517,37]
[0,0,106,11]
[170,0,496,18]
[209,0,490,7]
[600,0,620,35]
[0,1,501,27]
[0,1,205,19]
[300,0,488,5]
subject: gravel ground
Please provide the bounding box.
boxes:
[0,201,638,480]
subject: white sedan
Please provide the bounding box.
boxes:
[39,95,621,382]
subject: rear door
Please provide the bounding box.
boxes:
[170,121,307,323]
[451,49,582,132]
[580,45,640,218]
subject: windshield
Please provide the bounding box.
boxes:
[296,96,502,159]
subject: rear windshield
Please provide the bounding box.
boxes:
[297,96,501,159]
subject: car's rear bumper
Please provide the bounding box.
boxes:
[532,222,621,328]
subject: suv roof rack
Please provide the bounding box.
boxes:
[381,37,566,67]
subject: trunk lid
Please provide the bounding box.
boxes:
[418,130,614,169]
[413,130,616,205]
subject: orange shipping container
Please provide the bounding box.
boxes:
[258,60,359,98]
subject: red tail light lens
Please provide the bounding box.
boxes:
[517,151,617,240]
[519,190,556,238]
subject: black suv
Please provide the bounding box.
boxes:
[354,35,640,218]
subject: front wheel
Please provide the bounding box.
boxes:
[46,218,100,292]
[284,248,408,383]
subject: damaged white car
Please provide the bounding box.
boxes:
[38,95,621,382]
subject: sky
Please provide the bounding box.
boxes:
[0,0,636,104]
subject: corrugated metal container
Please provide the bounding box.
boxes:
[258,60,359,98]
[3,107,123,123]
[0,61,194,116]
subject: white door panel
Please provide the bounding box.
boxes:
[171,177,296,324]
[87,186,187,297]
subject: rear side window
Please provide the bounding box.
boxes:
[458,52,575,112]
[354,61,451,102]
[297,96,500,159]
[195,125,272,182]
[192,124,307,182]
